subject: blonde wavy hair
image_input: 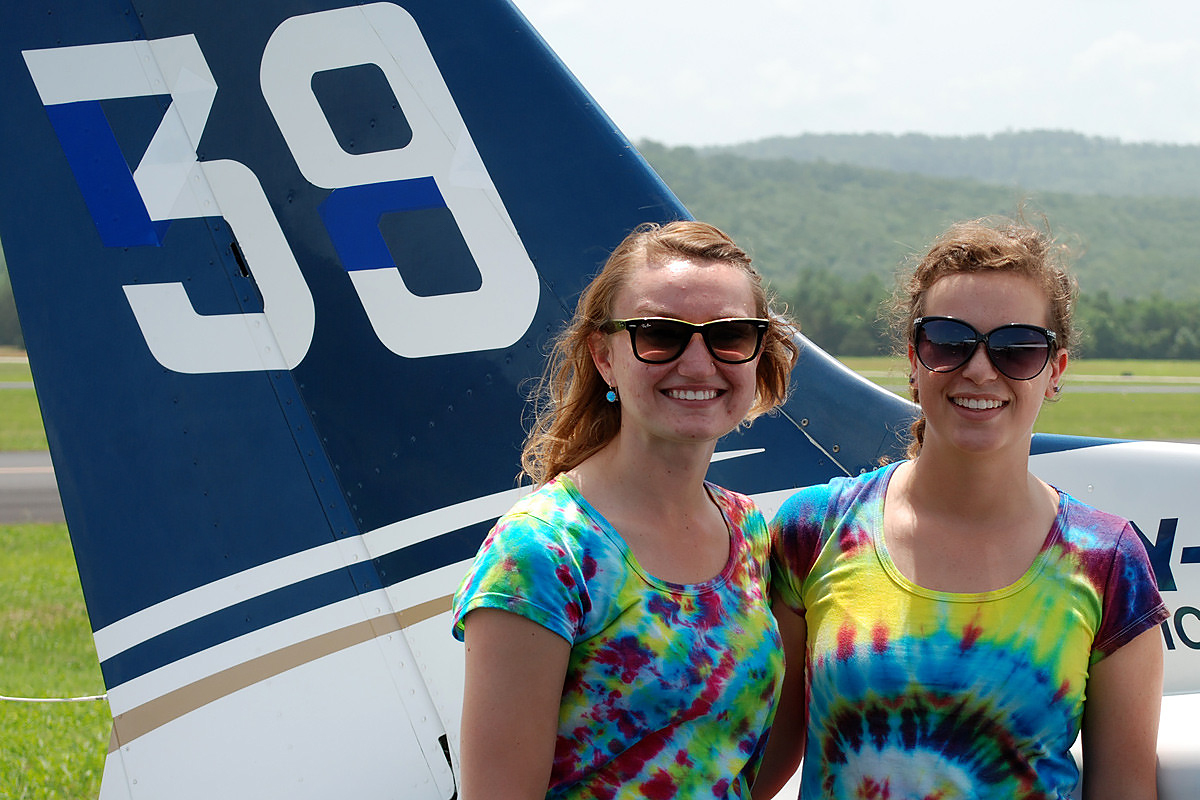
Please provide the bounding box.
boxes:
[521,221,799,485]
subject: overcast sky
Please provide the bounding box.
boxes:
[513,0,1200,147]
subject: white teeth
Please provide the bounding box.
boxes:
[953,397,1005,410]
[667,389,718,401]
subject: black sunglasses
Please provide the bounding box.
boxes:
[913,316,1057,381]
[601,317,769,364]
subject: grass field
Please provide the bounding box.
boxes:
[0,361,33,381]
[0,362,96,797]
[0,523,108,799]
[838,354,1200,380]
[0,390,47,451]
[836,355,1200,442]
[0,359,46,451]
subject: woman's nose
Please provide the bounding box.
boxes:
[674,333,717,375]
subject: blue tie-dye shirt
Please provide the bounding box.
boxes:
[452,475,783,800]
[770,462,1167,800]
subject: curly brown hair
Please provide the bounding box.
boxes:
[889,216,1078,459]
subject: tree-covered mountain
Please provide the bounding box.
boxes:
[702,130,1200,199]
[640,139,1200,301]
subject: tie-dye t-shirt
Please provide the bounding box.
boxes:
[451,475,783,800]
[770,462,1167,800]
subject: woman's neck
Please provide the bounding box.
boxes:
[569,431,716,515]
[566,432,731,583]
[904,438,1039,520]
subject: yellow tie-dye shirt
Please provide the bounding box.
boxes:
[771,462,1167,800]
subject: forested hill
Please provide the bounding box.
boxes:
[639,139,1200,301]
[702,130,1200,199]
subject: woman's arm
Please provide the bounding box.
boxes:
[751,597,808,800]
[1081,625,1163,800]
[459,608,572,800]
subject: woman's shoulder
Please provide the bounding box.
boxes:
[1052,488,1168,656]
[486,476,600,549]
[1052,489,1162,587]
[1054,488,1138,544]
[774,461,897,521]
[500,475,587,521]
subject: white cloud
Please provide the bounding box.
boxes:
[1072,31,1198,75]
[513,0,1200,146]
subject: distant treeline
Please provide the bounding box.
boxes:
[704,130,1200,199]
[639,140,1200,302]
[781,269,1200,360]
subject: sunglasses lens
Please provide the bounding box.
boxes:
[916,318,1053,380]
[916,319,977,372]
[624,319,766,363]
[705,320,764,363]
[986,326,1052,380]
[630,319,691,362]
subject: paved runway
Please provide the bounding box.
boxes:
[0,451,65,523]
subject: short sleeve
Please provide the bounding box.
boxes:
[769,485,831,615]
[1091,521,1170,662]
[450,511,588,644]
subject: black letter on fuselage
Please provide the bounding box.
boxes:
[1134,518,1178,592]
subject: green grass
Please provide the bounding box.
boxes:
[836,355,911,381]
[0,361,33,382]
[0,389,47,451]
[0,355,44,450]
[1062,358,1200,378]
[1035,392,1200,442]
[837,355,1200,380]
[0,523,108,799]
[837,356,1200,442]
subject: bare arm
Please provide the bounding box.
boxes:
[459,608,572,800]
[1081,625,1164,800]
[752,596,808,800]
